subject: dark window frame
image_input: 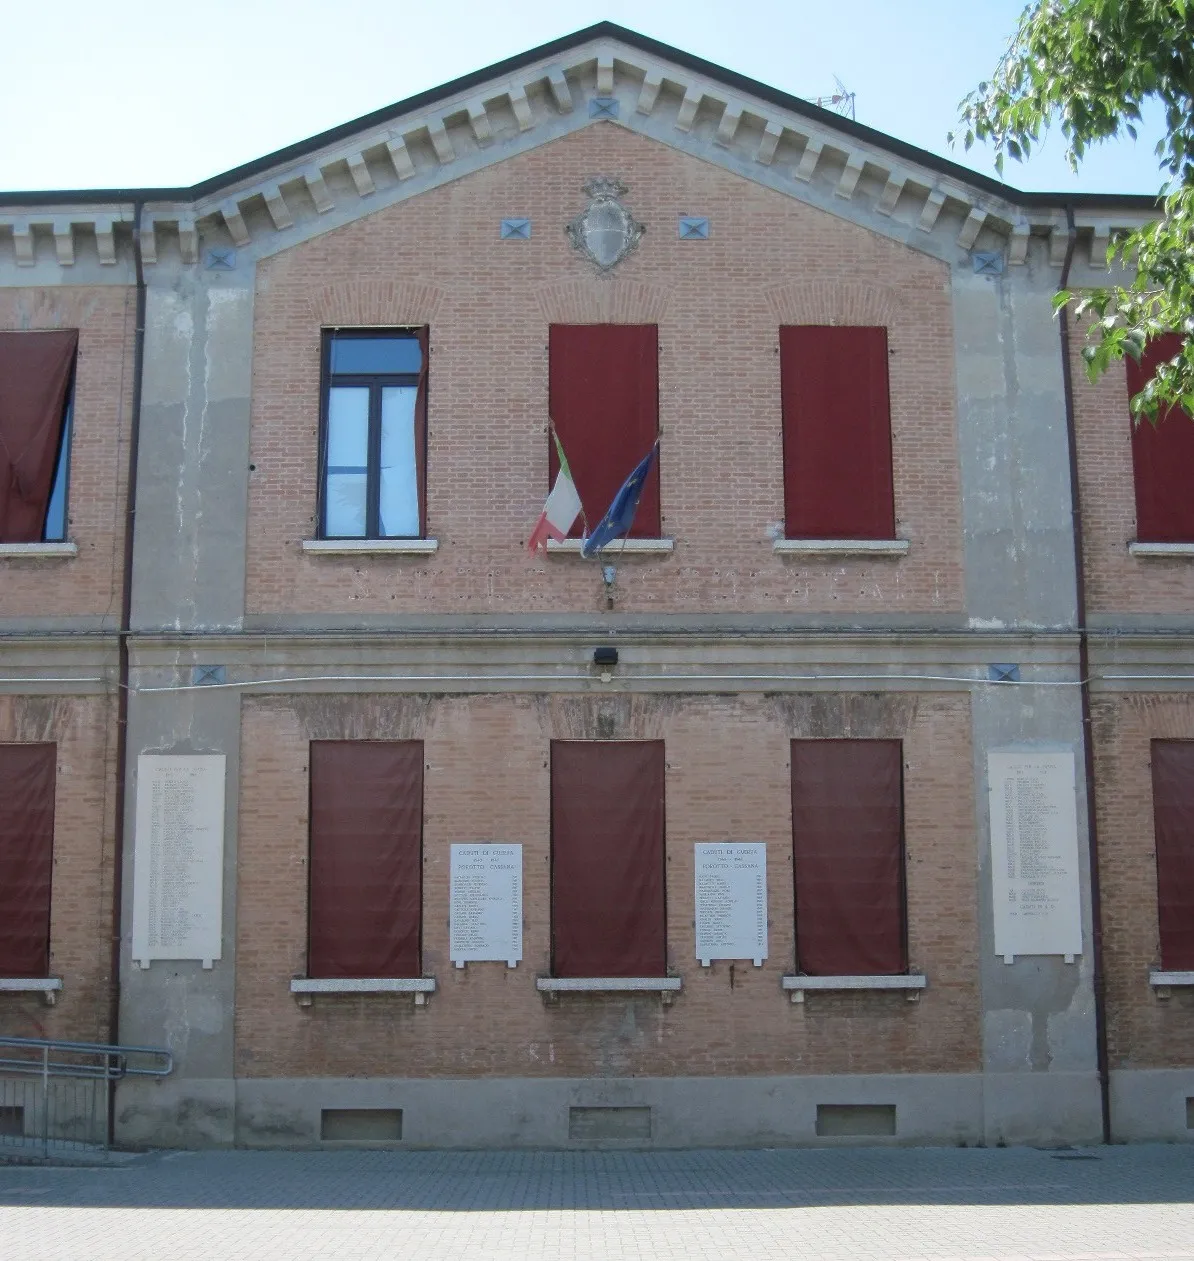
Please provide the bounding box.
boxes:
[317,328,428,540]
[548,739,668,978]
[790,738,909,977]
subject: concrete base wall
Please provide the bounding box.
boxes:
[1110,1070,1194,1143]
[116,1071,1104,1150]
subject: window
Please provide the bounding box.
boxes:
[1150,740,1194,971]
[548,325,660,537]
[0,744,56,977]
[318,329,428,539]
[1128,333,1194,543]
[790,739,906,975]
[550,740,666,976]
[779,326,895,540]
[0,330,77,543]
[307,741,423,978]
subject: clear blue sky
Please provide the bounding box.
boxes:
[0,0,1168,195]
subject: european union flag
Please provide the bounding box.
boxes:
[580,442,658,558]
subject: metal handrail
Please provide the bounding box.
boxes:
[0,1035,172,1081]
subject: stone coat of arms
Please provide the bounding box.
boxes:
[566,177,645,271]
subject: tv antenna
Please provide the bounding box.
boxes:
[811,76,856,122]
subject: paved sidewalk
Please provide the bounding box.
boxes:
[1,1142,1192,1260]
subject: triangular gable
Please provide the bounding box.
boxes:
[0,23,1158,270]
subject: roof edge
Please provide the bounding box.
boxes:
[0,22,1164,211]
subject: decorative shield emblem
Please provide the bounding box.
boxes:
[566,177,645,271]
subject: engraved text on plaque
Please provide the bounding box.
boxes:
[988,749,1083,962]
[694,843,768,966]
[450,844,523,967]
[131,754,226,968]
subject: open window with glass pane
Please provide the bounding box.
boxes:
[319,329,428,539]
[0,330,76,543]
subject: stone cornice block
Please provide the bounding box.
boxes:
[835,152,866,199]
[386,136,416,180]
[547,68,573,113]
[596,52,614,95]
[793,137,824,183]
[303,168,335,213]
[754,120,783,165]
[957,206,988,251]
[347,154,376,195]
[219,200,251,246]
[508,85,534,131]
[263,185,294,230]
[674,84,703,132]
[636,70,662,115]
[917,188,947,232]
[51,219,75,265]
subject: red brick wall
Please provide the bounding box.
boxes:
[0,287,136,621]
[234,690,979,1079]
[1071,322,1194,615]
[1093,692,1194,1068]
[245,125,963,617]
[0,695,117,1042]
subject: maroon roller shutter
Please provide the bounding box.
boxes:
[548,325,660,537]
[308,741,423,978]
[0,744,56,977]
[1151,740,1194,970]
[0,330,77,543]
[791,739,905,975]
[551,740,666,977]
[1129,333,1194,542]
[780,325,895,539]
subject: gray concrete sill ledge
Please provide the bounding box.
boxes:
[290,977,436,1006]
[783,973,926,1003]
[0,976,62,1005]
[301,538,439,555]
[774,538,910,556]
[1128,541,1194,557]
[546,538,675,555]
[0,541,77,558]
[1149,970,1194,997]
[536,976,682,996]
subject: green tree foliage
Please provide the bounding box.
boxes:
[956,0,1193,420]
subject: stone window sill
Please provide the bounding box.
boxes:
[0,542,77,558]
[536,975,682,1004]
[773,539,909,557]
[1128,541,1194,558]
[1150,970,1194,998]
[0,977,62,1005]
[301,538,439,555]
[782,973,926,1003]
[290,976,436,1005]
[546,538,674,555]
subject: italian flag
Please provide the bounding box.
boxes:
[528,429,583,553]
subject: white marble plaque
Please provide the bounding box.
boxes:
[131,754,226,968]
[450,844,522,967]
[694,843,768,966]
[988,750,1083,962]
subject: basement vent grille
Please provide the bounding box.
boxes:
[320,1108,403,1142]
[815,1104,897,1137]
[569,1106,651,1141]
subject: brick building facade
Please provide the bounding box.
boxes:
[1,24,1190,1148]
